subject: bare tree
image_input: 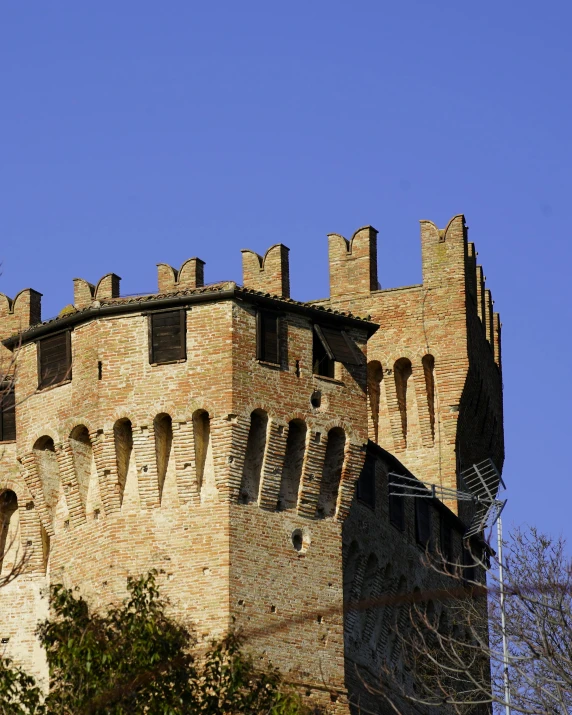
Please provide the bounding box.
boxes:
[370,527,572,715]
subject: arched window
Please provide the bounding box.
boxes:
[114,419,133,506]
[33,436,60,520]
[154,414,173,502]
[0,490,18,574]
[422,354,436,440]
[394,358,412,441]
[69,426,94,512]
[240,410,268,504]
[278,420,306,511]
[193,410,216,500]
[367,360,383,443]
[316,427,345,519]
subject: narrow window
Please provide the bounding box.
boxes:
[388,475,405,531]
[256,311,280,364]
[154,414,173,501]
[278,419,306,510]
[313,330,334,377]
[356,453,376,509]
[394,358,412,440]
[440,517,454,571]
[462,544,477,583]
[0,384,16,442]
[316,427,345,518]
[33,436,61,522]
[367,361,383,443]
[37,331,72,389]
[114,419,133,505]
[313,325,360,377]
[415,496,432,549]
[148,310,186,365]
[0,490,18,575]
[193,410,212,494]
[69,426,93,512]
[422,355,436,440]
[240,410,268,504]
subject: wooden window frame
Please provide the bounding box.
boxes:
[0,383,16,442]
[148,309,187,365]
[37,330,72,390]
[256,310,281,365]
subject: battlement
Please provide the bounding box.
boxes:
[0,214,504,713]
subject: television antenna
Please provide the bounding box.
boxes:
[388,457,511,714]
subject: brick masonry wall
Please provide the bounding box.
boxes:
[0,215,503,713]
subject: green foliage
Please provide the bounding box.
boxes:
[0,570,313,714]
[0,655,42,714]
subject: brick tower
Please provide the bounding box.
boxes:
[0,215,503,713]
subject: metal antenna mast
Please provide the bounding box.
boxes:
[389,457,511,712]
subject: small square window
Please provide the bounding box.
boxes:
[0,383,16,441]
[149,310,186,365]
[256,311,280,364]
[38,332,72,389]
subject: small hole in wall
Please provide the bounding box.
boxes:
[317,615,323,624]
[238,599,245,607]
[291,528,310,554]
[98,361,103,380]
[64,520,70,530]
[270,605,276,613]
[310,390,321,409]
[1,638,9,644]
[25,501,34,511]
[295,360,300,377]
[26,540,33,546]
[93,509,100,520]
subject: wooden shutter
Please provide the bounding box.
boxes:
[150,310,186,364]
[262,313,280,364]
[38,332,71,389]
[415,497,432,548]
[314,325,361,365]
[0,385,15,441]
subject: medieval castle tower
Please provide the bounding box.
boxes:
[0,214,503,712]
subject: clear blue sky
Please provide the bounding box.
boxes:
[1,2,570,540]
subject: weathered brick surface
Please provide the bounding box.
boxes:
[0,214,503,713]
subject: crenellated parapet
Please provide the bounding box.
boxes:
[318,214,504,510]
[73,273,121,308]
[0,289,42,370]
[241,244,290,298]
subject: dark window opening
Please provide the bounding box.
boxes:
[149,310,186,365]
[388,475,405,530]
[0,384,15,442]
[38,331,72,389]
[415,497,433,549]
[313,330,334,377]
[313,325,360,376]
[440,518,454,571]
[462,544,477,583]
[256,311,280,364]
[356,454,376,509]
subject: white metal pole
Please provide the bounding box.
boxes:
[497,514,511,714]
